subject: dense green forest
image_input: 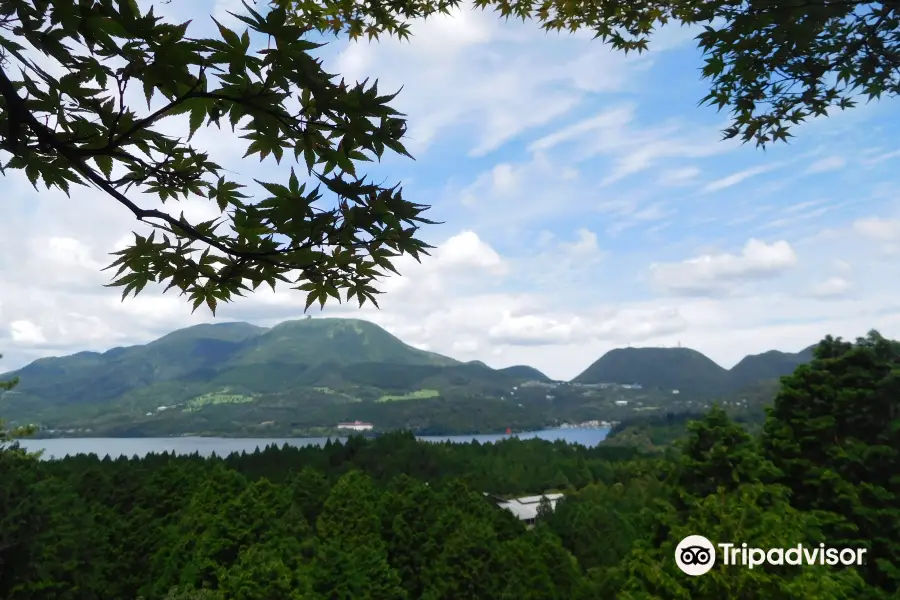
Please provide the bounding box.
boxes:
[1,331,898,599]
[3,318,808,437]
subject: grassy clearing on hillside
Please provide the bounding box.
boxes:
[183,391,254,412]
[313,387,362,402]
[376,389,440,403]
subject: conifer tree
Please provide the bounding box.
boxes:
[762,331,900,594]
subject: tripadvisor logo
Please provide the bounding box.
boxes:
[675,535,868,577]
[676,535,717,576]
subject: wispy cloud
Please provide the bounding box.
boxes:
[659,166,701,186]
[804,156,846,174]
[702,163,784,193]
[862,149,900,166]
[528,105,635,153]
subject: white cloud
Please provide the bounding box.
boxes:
[487,305,687,347]
[378,230,508,300]
[804,156,846,174]
[593,123,729,185]
[525,103,737,186]
[332,4,645,157]
[607,203,673,234]
[10,321,46,345]
[834,259,852,272]
[810,277,851,299]
[852,217,900,255]
[659,166,701,186]
[782,199,828,215]
[561,229,599,256]
[490,163,518,194]
[650,239,798,296]
[862,149,900,166]
[451,338,480,353]
[853,217,900,241]
[489,313,589,346]
[455,152,600,229]
[430,231,507,274]
[702,164,782,193]
[528,105,636,153]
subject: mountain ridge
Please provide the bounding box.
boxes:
[0,318,553,426]
[0,317,821,435]
[1,318,820,394]
[573,344,815,397]
[3,320,819,382]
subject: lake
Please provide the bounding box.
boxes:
[20,428,610,460]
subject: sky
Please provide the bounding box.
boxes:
[2,0,900,381]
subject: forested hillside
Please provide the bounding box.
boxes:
[1,331,898,599]
[574,345,813,397]
[0,319,553,436]
[2,317,816,437]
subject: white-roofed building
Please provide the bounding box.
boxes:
[490,493,564,527]
[336,420,373,431]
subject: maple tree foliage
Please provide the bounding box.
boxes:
[1,0,896,314]
[0,0,433,313]
[280,0,900,147]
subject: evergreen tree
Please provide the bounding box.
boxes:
[313,471,406,600]
[0,354,34,451]
[420,516,500,600]
[761,331,900,594]
[676,405,778,499]
[611,483,867,600]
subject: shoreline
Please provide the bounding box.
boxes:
[22,423,612,440]
[24,425,611,441]
[17,428,612,459]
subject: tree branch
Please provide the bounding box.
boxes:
[0,66,294,268]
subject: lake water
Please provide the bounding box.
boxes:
[20,428,609,460]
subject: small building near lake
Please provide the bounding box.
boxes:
[337,420,374,431]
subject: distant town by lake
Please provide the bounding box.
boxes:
[19,427,610,460]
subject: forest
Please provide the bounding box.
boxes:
[0,331,898,599]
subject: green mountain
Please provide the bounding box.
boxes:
[573,344,814,398]
[727,346,814,389]
[573,347,731,396]
[497,365,551,382]
[1,318,552,435]
[228,318,458,368]
[2,317,815,437]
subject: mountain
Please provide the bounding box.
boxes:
[728,346,815,389]
[2,316,819,437]
[573,344,815,398]
[228,318,458,368]
[0,318,548,434]
[574,347,731,396]
[497,365,551,382]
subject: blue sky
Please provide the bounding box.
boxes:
[1,0,899,379]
